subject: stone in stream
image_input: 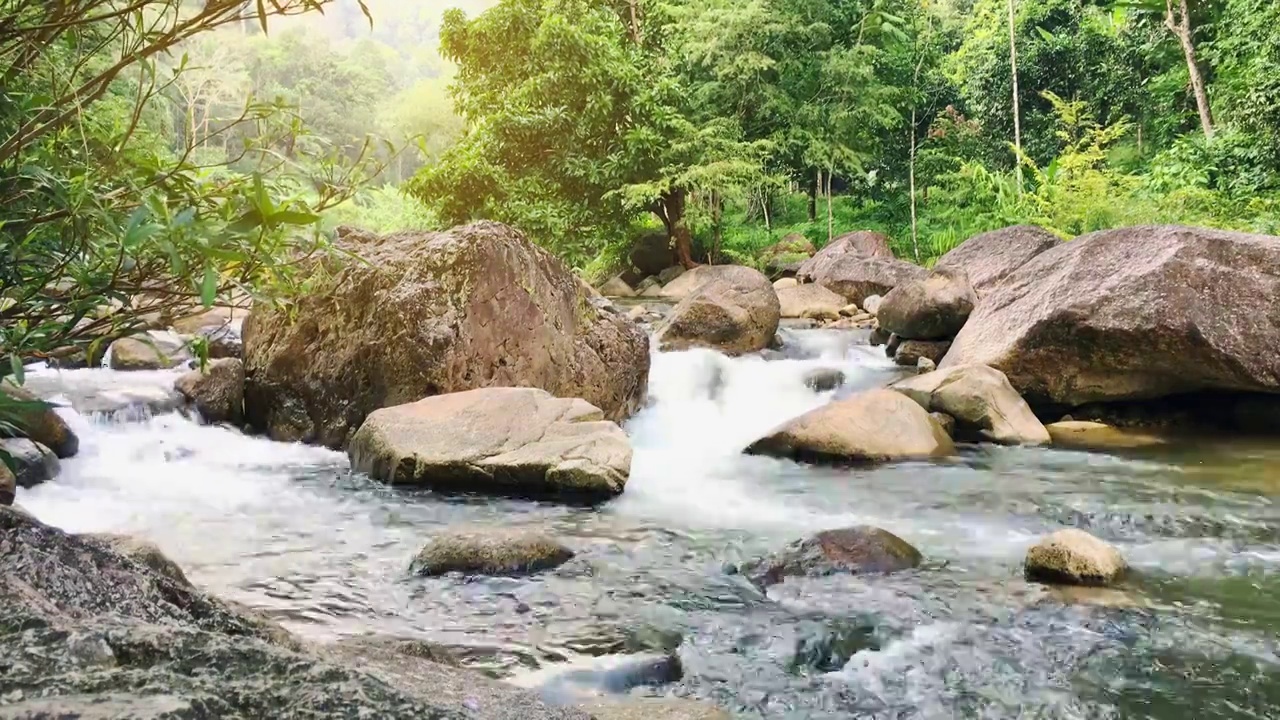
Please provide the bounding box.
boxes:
[409,529,574,577]
[175,358,245,425]
[77,532,193,587]
[932,224,1061,296]
[520,652,684,705]
[1024,528,1127,587]
[806,255,927,307]
[796,230,894,283]
[941,225,1280,412]
[0,506,598,720]
[0,438,59,488]
[802,367,846,393]
[893,364,1050,446]
[242,222,649,447]
[0,383,79,458]
[877,266,977,340]
[171,306,245,359]
[657,265,686,285]
[599,275,637,297]
[1044,420,1168,450]
[0,465,13,506]
[776,283,846,319]
[746,389,954,464]
[654,265,781,355]
[348,387,631,501]
[893,339,952,368]
[108,330,194,370]
[734,526,923,588]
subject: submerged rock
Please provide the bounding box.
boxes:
[175,358,244,425]
[524,652,684,705]
[243,222,649,447]
[877,266,977,340]
[933,224,1061,296]
[893,364,1050,446]
[797,231,894,283]
[1024,528,1127,587]
[802,367,846,393]
[746,389,953,464]
[736,526,922,588]
[655,265,781,355]
[776,283,846,319]
[1044,420,1168,450]
[0,383,79,458]
[108,330,193,371]
[348,387,631,501]
[0,438,58,488]
[409,529,574,577]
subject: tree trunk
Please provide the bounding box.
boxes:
[808,169,818,222]
[661,189,697,269]
[1165,0,1214,138]
[1008,0,1023,189]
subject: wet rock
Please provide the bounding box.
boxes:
[108,330,193,370]
[746,389,954,464]
[243,222,649,447]
[13,371,183,418]
[528,653,684,705]
[638,278,665,298]
[802,368,846,393]
[773,277,799,290]
[630,233,676,277]
[175,358,244,425]
[885,333,901,358]
[655,266,781,355]
[862,294,883,316]
[893,339,951,368]
[929,411,956,437]
[581,699,731,720]
[409,529,574,577]
[869,325,890,347]
[0,465,13,506]
[933,224,1060,296]
[1024,528,1127,587]
[349,387,631,501]
[657,265,686,285]
[893,364,1050,446]
[1044,420,1168,450]
[776,283,846,320]
[78,533,192,587]
[917,357,937,373]
[877,266,977,340]
[797,231,894,283]
[808,255,928,307]
[0,438,58,488]
[736,526,922,587]
[941,225,1280,411]
[0,383,79,458]
[600,276,637,297]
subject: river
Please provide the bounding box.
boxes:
[15,328,1280,719]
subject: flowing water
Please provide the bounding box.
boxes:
[16,329,1280,719]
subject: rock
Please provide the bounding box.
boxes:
[797,231,894,282]
[171,307,244,359]
[941,225,1280,411]
[78,533,192,587]
[581,699,731,720]
[837,303,859,317]
[918,357,937,373]
[1024,528,1127,587]
[877,266,977,340]
[776,283,846,320]
[657,265,686,285]
[1044,421,1167,450]
[808,255,928,306]
[630,232,675,277]
[13,371,183,418]
[933,224,1060,296]
[885,333,902,358]
[893,364,1050,446]
[626,305,648,322]
[108,330,193,370]
[862,294,883,316]
[773,277,799,290]
[869,325,891,347]
[0,438,58,488]
[600,276,637,297]
[529,653,684,703]
[0,465,13,506]
[349,387,631,501]
[763,232,817,259]
[409,529,573,577]
[0,507,592,720]
[735,526,922,588]
[0,383,79,458]
[929,411,955,437]
[175,358,244,425]
[655,266,781,355]
[657,265,716,299]
[893,339,952,367]
[242,222,649,447]
[746,389,954,464]
[802,368,846,393]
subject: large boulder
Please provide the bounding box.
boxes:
[658,265,715,299]
[933,225,1060,296]
[108,330,193,370]
[348,387,631,501]
[242,222,649,447]
[877,266,977,340]
[807,255,928,307]
[734,526,922,588]
[941,226,1280,410]
[78,532,193,587]
[629,232,676,277]
[654,265,781,355]
[893,364,1050,446]
[1024,528,1127,587]
[776,283,847,319]
[761,233,816,277]
[0,438,58,488]
[746,389,954,463]
[0,383,78,458]
[409,528,574,577]
[797,231,894,282]
[599,275,637,298]
[175,358,245,425]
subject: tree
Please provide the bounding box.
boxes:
[1162,0,1213,137]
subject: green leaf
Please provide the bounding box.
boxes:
[201,266,217,309]
[267,210,321,227]
[8,355,23,386]
[1035,27,1056,42]
[256,0,269,34]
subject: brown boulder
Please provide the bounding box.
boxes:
[736,526,922,587]
[655,266,780,355]
[0,384,78,458]
[1044,421,1167,450]
[941,225,1280,410]
[877,267,977,340]
[175,358,245,425]
[242,222,649,447]
[0,438,59,488]
[776,284,846,319]
[1025,529,1126,587]
[630,232,676,277]
[797,231,894,282]
[746,389,954,463]
[807,255,927,307]
[934,225,1060,296]
[348,387,631,501]
[894,340,952,368]
[409,528,573,577]
[893,364,1050,446]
